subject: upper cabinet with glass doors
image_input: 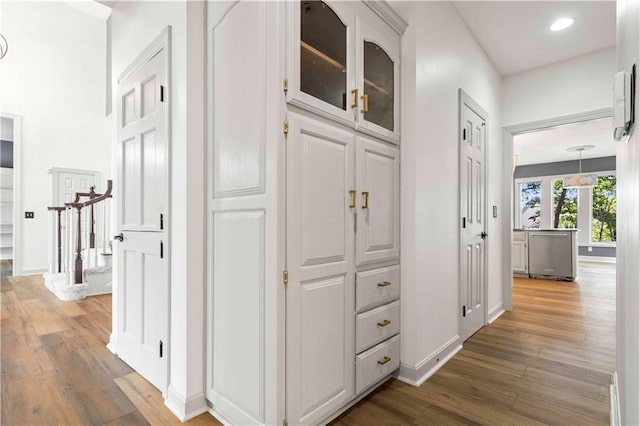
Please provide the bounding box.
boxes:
[286,0,401,144]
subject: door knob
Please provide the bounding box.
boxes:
[114,233,124,242]
[481,231,488,240]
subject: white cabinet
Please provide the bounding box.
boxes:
[512,230,528,275]
[285,113,355,425]
[207,1,405,425]
[286,0,401,144]
[356,137,399,265]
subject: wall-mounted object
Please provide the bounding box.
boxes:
[493,205,498,218]
[613,64,636,141]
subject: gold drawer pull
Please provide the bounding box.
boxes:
[377,281,391,287]
[377,319,391,327]
[377,356,391,365]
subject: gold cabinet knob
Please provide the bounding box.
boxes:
[377,319,391,327]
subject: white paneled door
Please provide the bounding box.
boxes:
[356,136,399,265]
[286,113,355,425]
[115,42,168,392]
[459,92,487,342]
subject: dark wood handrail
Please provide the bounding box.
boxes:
[46,179,113,283]
[67,180,112,209]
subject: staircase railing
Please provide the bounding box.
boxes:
[47,180,113,290]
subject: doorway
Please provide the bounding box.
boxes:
[501,108,611,310]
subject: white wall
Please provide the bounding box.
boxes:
[615,0,640,423]
[502,47,615,127]
[394,1,504,383]
[110,1,207,420]
[0,1,111,274]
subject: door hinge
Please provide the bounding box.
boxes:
[462,305,466,317]
[160,241,164,259]
[462,217,466,229]
[160,85,166,102]
[283,120,289,135]
[283,78,289,92]
[159,340,164,358]
[283,270,289,285]
[463,128,466,140]
[160,213,164,230]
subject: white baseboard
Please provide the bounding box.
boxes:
[165,385,208,422]
[611,371,620,426]
[397,335,462,387]
[579,255,616,264]
[488,304,505,324]
[107,333,117,354]
[16,268,47,276]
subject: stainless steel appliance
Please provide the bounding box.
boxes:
[527,230,578,281]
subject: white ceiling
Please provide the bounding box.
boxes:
[514,118,616,166]
[453,1,616,76]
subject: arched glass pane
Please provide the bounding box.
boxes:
[300,1,347,110]
[364,41,394,131]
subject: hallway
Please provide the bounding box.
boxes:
[1,262,615,425]
[334,262,615,425]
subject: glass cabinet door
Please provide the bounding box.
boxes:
[356,17,400,144]
[363,42,394,132]
[287,1,356,126]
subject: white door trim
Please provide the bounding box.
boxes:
[501,107,612,312]
[111,27,172,395]
[458,89,489,334]
[1,113,22,275]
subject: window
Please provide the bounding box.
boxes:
[592,175,616,242]
[552,179,578,228]
[519,182,541,229]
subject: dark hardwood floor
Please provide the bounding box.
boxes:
[334,261,615,425]
[2,261,615,425]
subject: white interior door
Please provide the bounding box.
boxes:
[115,46,168,391]
[460,94,487,342]
[53,170,98,205]
[286,113,355,425]
[356,136,399,265]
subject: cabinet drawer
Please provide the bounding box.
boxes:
[356,301,400,353]
[356,265,399,313]
[356,334,400,394]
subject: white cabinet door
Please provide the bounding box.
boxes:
[354,15,400,144]
[512,240,528,273]
[286,113,355,425]
[356,136,399,265]
[286,0,356,127]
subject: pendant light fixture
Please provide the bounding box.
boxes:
[563,145,598,188]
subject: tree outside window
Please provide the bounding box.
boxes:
[592,175,616,242]
[520,182,541,229]
[552,180,578,228]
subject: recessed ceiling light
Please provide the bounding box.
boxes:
[550,17,574,31]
